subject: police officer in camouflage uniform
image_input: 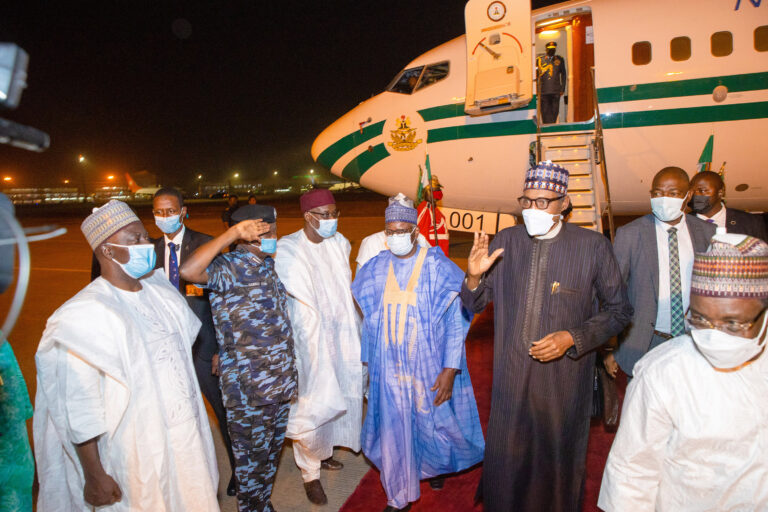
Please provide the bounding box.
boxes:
[180,204,297,512]
[537,41,567,124]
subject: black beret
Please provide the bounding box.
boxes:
[231,204,277,223]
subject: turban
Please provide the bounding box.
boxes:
[385,203,417,225]
[232,204,277,223]
[80,200,140,250]
[524,161,569,195]
[300,188,335,213]
[691,229,768,299]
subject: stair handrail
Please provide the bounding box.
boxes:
[590,66,615,241]
[535,72,542,162]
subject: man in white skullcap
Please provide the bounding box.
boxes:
[33,200,219,512]
[356,193,429,271]
[599,229,768,511]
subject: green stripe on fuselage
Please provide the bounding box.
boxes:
[316,120,385,171]
[338,101,768,182]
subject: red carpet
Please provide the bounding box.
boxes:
[341,306,627,512]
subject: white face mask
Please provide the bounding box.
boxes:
[690,313,768,371]
[521,208,558,237]
[387,231,415,256]
[650,196,685,222]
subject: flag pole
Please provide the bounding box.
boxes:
[425,156,438,246]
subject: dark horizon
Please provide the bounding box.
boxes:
[0,1,559,191]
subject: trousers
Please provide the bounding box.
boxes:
[540,94,561,124]
[226,400,291,512]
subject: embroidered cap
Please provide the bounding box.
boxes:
[299,188,335,213]
[691,229,768,299]
[80,200,141,249]
[385,203,417,225]
[388,193,415,208]
[524,161,570,195]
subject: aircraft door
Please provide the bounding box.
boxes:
[465,0,532,116]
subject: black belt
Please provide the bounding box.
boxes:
[653,330,674,340]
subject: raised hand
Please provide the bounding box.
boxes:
[467,231,504,279]
[234,219,270,242]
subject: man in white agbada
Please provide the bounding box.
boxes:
[275,188,363,505]
[356,193,429,271]
[599,229,768,511]
[33,200,219,511]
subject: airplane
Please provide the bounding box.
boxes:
[125,172,162,199]
[311,0,768,235]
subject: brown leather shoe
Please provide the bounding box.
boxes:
[303,479,328,505]
[320,457,344,470]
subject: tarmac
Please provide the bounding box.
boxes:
[1,194,473,511]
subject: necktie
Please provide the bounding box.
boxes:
[168,242,180,290]
[668,227,685,336]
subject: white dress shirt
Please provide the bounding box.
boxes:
[163,225,185,279]
[696,202,726,228]
[654,217,693,333]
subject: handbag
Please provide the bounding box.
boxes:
[592,363,620,430]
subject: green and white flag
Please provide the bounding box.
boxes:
[417,155,433,203]
[697,135,714,173]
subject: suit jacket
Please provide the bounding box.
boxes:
[725,207,768,241]
[154,228,219,362]
[613,214,716,375]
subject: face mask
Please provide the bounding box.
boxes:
[259,238,277,254]
[432,190,444,201]
[107,243,156,279]
[650,196,685,222]
[690,313,767,371]
[154,214,182,234]
[522,208,558,236]
[688,195,713,214]
[312,217,338,238]
[387,231,415,256]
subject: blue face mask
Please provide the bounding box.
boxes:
[107,243,157,279]
[312,218,338,239]
[154,214,182,234]
[259,238,277,254]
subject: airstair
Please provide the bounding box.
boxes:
[535,68,615,239]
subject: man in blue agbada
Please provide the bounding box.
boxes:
[351,198,484,512]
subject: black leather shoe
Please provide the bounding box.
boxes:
[304,479,328,505]
[321,457,344,470]
[429,476,446,490]
[382,504,412,512]
[226,475,237,496]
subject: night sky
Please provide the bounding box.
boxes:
[1,1,557,190]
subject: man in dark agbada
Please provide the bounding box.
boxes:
[460,161,632,511]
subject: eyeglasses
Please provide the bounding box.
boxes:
[686,309,766,335]
[308,210,340,220]
[517,195,564,210]
[384,228,416,236]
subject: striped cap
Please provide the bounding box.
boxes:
[691,229,768,299]
[524,161,569,195]
[80,200,140,249]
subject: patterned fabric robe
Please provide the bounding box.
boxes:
[460,223,632,512]
[353,246,484,509]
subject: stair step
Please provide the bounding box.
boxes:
[569,192,596,207]
[571,222,599,230]
[569,206,598,224]
[569,176,594,189]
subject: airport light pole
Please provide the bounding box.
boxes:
[77,154,87,202]
[197,174,203,198]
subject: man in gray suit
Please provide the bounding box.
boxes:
[605,167,716,378]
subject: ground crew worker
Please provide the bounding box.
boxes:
[180,204,298,512]
[537,41,566,124]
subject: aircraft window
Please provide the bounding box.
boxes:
[632,41,652,65]
[756,26,768,52]
[415,61,450,91]
[387,66,425,95]
[670,36,691,61]
[711,31,733,57]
